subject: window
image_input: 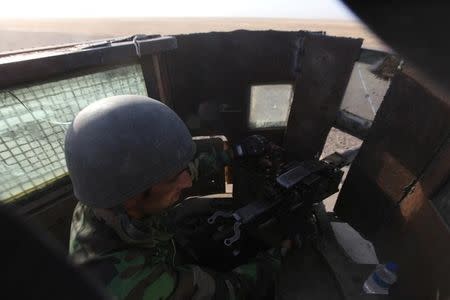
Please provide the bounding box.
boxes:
[248,84,294,129]
[340,61,393,121]
[0,64,147,202]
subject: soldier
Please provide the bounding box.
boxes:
[65,95,282,299]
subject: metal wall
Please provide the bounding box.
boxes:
[335,66,450,299]
[164,30,306,144]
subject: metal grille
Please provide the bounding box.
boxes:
[0,64,147,202]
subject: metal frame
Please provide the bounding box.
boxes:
[0,36,177,89]
[334,110,372,140]
[245,81,295,131]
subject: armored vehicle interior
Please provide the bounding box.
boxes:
[1,2,449,299]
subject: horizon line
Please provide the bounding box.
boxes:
[0,16,357,21]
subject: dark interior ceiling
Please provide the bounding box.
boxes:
[342,1,450,98]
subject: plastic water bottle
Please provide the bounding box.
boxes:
[363,262,398,295]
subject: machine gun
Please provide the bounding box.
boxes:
[172,135,355,270]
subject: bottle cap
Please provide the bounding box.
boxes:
[386,262,398,273]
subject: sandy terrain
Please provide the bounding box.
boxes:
[0,18,388,52]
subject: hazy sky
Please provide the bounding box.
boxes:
[1,0,356,19]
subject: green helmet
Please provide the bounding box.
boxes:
[64,95,195,208]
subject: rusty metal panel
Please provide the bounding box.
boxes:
[284,34,362,161]
[377,187,450,300]
[335,69,450,238]
[140,53,173,105]
[157,53,174,107]
[426,138,450,225]
[164,30,305,141]
[373,141,450,299]
[334,66,450,299]
[140,55,161,100]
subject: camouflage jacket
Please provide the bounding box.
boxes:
[69,202,280,300]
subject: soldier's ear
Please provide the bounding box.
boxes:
[123,188,153,218]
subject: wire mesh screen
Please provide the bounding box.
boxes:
[0,64,147,202]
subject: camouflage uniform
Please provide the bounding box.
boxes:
[69,202,280,299]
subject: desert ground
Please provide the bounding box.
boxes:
[0,18,388,52]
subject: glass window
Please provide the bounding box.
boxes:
[340,61,393,121]
[0,64,147,202]
[248,84,294,129]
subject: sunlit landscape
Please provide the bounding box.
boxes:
[0,18,387,52]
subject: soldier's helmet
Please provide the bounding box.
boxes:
[64,95,195,208]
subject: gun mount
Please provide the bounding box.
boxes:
[173,135,347,269]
